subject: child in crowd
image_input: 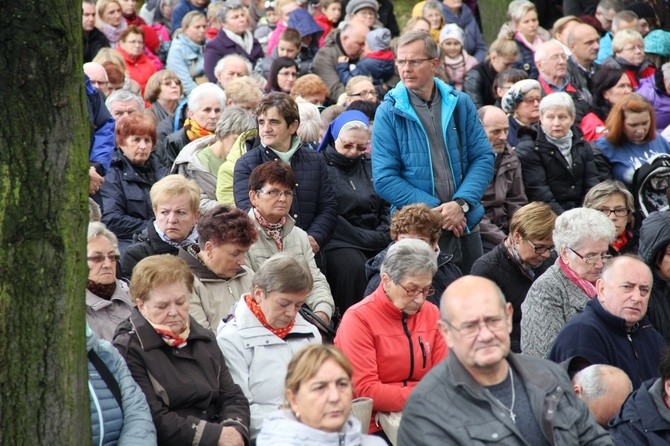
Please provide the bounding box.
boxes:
[255,28,307,77]
[314,0,342,47]
[422,0,445,45]
[336,27,394,87]
[440,24,477,91]
[254,1,279,53]
[205,2,224,41]
[266,0,299,55]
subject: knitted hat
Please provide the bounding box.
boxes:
[345,0,378,16]
[624,1,657,21]
[439,23,465,46]
[366,27,391,51]
[288,8,323,38]
[644,29,670,56]
[501,79,542,114]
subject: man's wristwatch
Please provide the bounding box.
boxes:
[455,199,469,213]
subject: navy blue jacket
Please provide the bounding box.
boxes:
[101,151,168,251]
[610,378,670,444]
[548,298,665,389]
[233,144,338,248]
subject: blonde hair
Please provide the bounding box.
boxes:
[150,174,201,213]
[285,344,353,396]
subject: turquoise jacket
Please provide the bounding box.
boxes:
[371,78,494,229]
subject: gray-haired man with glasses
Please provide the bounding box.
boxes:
[548,255,665,390]
[398,275,612,446]
[371,30,494,274]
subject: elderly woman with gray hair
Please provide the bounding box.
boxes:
[515,92,600,215]
[172,106,256,213]
[501,78,541,147]
[335,238,448,437]
[520,207,616,357]
[86,222,133,341]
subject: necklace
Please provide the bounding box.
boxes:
[493,366,517,423]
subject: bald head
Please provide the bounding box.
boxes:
[479,106,509,153]
[341,22,369,58]
[598,255,653,328]
[441,276,507,322]
[568,24,600,67]
[573,364,632,426]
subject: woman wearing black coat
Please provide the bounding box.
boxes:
[515,93,599,215]
[317,111,391,312]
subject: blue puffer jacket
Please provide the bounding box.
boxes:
[88,328,156,446]
[441,5,486,62]
[101,150,168,252]
[371,78,494,230]
[233,143,338,248]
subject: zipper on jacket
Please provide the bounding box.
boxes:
[349,179,356,190]
[419,336,427,369]
[627,333,639,359]
[402,313,415,382]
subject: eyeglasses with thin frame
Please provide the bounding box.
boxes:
[349,90,377,98]
[521,96,541,104]
[596,207,630,217]
[394,58,434,68]
[256,188,294,199]
[397,282,435,297]
[87,254,120,264]
[545,53,568,62]
[569,247,612,265]
[444,316,507,338]
[526,239,554,255]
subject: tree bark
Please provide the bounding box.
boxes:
[0,1,91,444]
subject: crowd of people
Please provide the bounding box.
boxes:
[80,0,670,444]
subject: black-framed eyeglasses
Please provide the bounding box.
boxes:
[444,316,507,338]
[526,239,554,255]
[569,247,612,265]
[596,207,630,217]
[394,58,434,68]
[397,282,435,297]
[87,254,120,264]
[256,188,294,199]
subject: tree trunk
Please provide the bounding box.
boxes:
[0,1,91,444]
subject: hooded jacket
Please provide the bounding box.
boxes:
[371,78,494,230]
[610,378,670,444]
[638,211,670,342]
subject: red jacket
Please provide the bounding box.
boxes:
[335,284,447,433]
[314,13,334,48]
[119,47,158,94]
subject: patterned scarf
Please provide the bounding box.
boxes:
[245,294,295,338]
[99,21,128,45]
[504,237,535,280]
[559,257,597,298]
[87,280,117,300]
[254,207,285,252]
[183,117,214,142]
[145,315,190,348]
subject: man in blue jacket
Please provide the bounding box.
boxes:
[371,30,494,273]
[549,255,665,390]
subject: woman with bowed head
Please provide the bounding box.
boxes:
[101,113,168,253]
[580,66,633,142]
[144,69,183,126]
[471,202,557,353]
[216,253,322,441]
[179,205,259,332]
[318,110,391,312]
[521,207,616,357]
[583,180,638,256]
[257,344,387,445]
[113,255,250,446]
[516,92,600,215]
[117,25,158,93]
[596,94,670,188]
[463,37,520,109]
[500,79,541,147]
[204,0,263,83]
[166,11,207,97]
[86,222,133,342]
[120,174,200,279]
[335,239,448,438]
[265,57,299,94]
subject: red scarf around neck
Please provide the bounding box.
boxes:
[245,294,294,339]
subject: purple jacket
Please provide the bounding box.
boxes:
[204,29,263,82]
[636,75,670,131]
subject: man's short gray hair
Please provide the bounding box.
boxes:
[105,90,144,112]
[553,207,616,253]
[612,10,639,31]
[540,92,575,119]
[380,238,438,284]
[214,54,253,79]
[396,30,439,60]
[188,82,226,112]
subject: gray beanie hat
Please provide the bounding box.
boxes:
[366,28,391,51]
[501,79,541,114]
[346,0,378,16]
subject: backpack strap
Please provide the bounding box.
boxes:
[88,349,123,414]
